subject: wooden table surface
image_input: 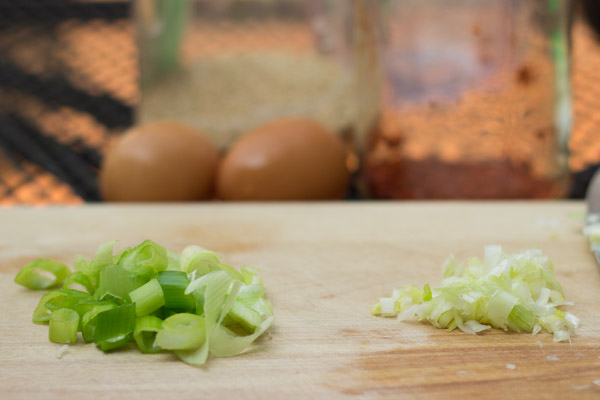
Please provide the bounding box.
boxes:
[1,202,599,399]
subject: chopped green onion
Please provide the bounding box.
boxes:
[227,301,262,333]
[16,240,274,365]
[15,259,71,290]
[154,313,206,350]
[210,316,275,357]
[372,246,578,342]
[134,316,163,354]
[157,271,195,312]
[180,245,220,275]
[129,279,165,316]
[49,308,79,344]
[32,291,64,324]
[118,240,168,276]
[81,303,118,343]
[166,250,181,271]
[95,303,136,351]
[62,272,94,294]
[99,334,132,352]
[96,264,148,301]
[235,284,265,306]
[45,289,93,314]
[240,267,262,285]
[423,284,432,301]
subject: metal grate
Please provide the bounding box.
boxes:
[0,0,137,205]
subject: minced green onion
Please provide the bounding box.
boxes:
[134,316,163,354]
[157,271,195,312]
[15,259,71,290]
[129,278,165,316]
[15,240,274,365]
[94,303,136,351]
[371,246,578,342]
[49,308,79,344]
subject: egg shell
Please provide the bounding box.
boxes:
[217,118,349,201]
[100,121,219,201]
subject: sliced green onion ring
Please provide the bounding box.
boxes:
[129,278,165,316]
[15,259,71,290]
[154,313,206,350]
[134,316,163,354]
[49,308,79,344]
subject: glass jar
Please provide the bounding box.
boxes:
[365,0,572,199]
[135,0,380,156]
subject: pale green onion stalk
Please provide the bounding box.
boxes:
[372,246,579,342]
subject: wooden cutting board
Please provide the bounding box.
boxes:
[1,202,599,399]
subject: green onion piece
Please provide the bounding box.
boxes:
[176,272,240,365]
[423,284,432,301]
[240,267,261,285]
[118,240,168,276]
[94,303,136,351]
[154,313,206,350]
[81,303,118,342]
[236,284,265,307]
[508,304,536,332]
[157,271,195,312]
[216,263,243,281]
[98,334,132,352]
[166,250,181,271]
[63,271,94,294]
[49,308,79,344]
[134,316,163,354]
[32,291,64,324]
[129,279,165,316]
[96,264,148,301]
[15,259,71,290]
[210,316,275,357]
[45,289,93,313]
[76,241,117,282]
[180,245,220,275]
[227,301,262,333]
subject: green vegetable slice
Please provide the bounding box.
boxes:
[15,259,71,290]
[49,308,79,344]
[96,264,148,301]
[94,303,136,351]
[157,271,195,312]
[62,272,95,294]
[82,303,118,343]
[32,291,64,324]
[134,316,163,354]
[154,313,206,350]
[129,279,165,316]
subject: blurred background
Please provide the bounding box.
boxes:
[0,0,598,204]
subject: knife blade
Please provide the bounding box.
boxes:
[584,169,600,264]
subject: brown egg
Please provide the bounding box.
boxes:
[100,121,219,201]
[217,118,349,200]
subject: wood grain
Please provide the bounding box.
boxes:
[1,202,599,399]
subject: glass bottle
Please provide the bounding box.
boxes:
[365,0,572,199]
